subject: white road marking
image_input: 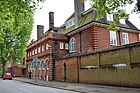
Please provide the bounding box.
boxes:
[19,88,33,93]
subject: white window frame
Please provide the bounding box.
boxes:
[65,17,75,29]
[38,47,40,53]
[69,38,76,53]
[30,52,32,56]
[65,43,69,50]
[35,48,37,54]
[42,45,44,52]
[107,14,114,21]
[46,43,49,50]
[60,43,64,49]
[28,53,29,57]
[32,50,34,55]
[110,31,117,45]
[122,33,129,44]
[120,19,126,24]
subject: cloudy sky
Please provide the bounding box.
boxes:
[31,0,140,41]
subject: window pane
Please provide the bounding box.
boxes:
[69,38,76,53]
[60,43,64,49]
[107,14,113,21]
[110,31,117,45]
[65,43,69,50]
[122,33,129,44]
[38,47,40,53]
[42,45,44,51]
[46,44,48,50]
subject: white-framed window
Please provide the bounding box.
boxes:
[120,19,126,24]
[46,43,49,50]
[107,14,114,21]
[30,52,32,56]
[32,50,34,55]
[65,43,69,50]
[69,38,76,53]
[60,43,64,49]
[35,48,37,54]
[42,45,44,52]
[122,33,129,44]
[65,17,75,29]
[110,31,117,45]
[38,47,40,53]
[28,53,29,57]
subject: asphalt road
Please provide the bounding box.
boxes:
[0,79,78,93]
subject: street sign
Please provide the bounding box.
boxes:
[33,62,38,68]
[33,57,38,63]
[33,57,38,68]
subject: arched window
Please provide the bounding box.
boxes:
[41,60,45,70]
[69,38,76,53]
[45,59,49,70]
[39,61,41,70]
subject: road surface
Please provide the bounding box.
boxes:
[0,79,78,93]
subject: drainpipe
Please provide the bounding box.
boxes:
[54,41,58,60]
[118,30,122,46]
[79,32,82,53]
[49,45,53,81]
[53,41,58,80]
[77,56,80,83]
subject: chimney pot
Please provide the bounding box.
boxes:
[37,25,44,40]
[74,0,85,28]
[49,12,54,30]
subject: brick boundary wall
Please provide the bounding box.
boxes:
[55,42,140,87]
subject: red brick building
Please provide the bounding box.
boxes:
[26,0,140,85]
[26,12,68,80]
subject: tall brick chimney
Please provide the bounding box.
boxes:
[74,0,85,28]
[37,25,44,40]
[49,12,54,30]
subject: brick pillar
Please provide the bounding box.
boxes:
[48,39,54,81]
[91,26,98,50]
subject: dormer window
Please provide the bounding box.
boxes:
[107,14,114,21]
[120,19,126,24]
[65,18,75,29]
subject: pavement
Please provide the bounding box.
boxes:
[13,77,140,93]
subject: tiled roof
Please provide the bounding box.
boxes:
[64,8,140,35]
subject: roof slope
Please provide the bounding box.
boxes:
[64,8,139,34]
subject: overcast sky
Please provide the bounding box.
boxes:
[31,0,140,41]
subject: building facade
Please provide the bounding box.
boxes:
[26,0,140,86]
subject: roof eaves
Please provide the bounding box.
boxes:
[66,21,140,36]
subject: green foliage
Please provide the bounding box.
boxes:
[0,0,45,72]
[0,68,2,76]
[86,0,139,30]
[108,22,120,31]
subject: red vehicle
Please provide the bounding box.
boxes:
[3,73,12,80]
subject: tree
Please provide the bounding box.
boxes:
[85,0,140,30]
[0,0,45,76]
